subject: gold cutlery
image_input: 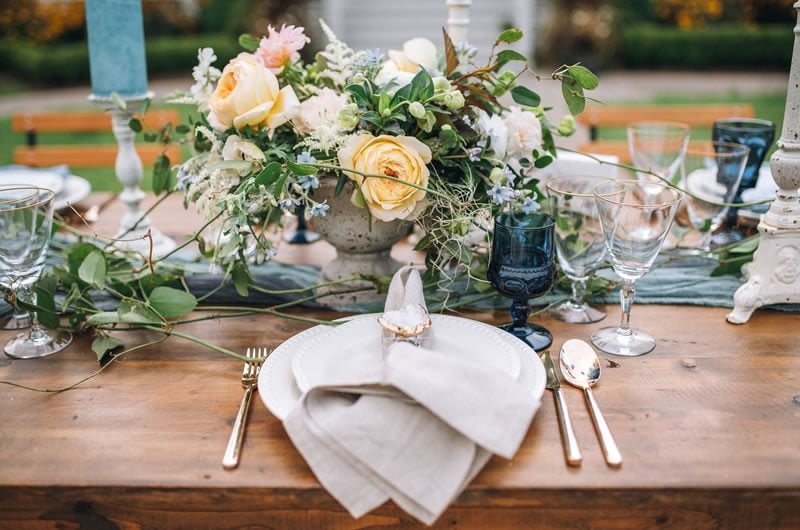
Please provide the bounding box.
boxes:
[541,350,582,467]
[223,347,265,470]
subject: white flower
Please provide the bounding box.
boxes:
[308,201,330,218]
[296,151,316,164]
[293,88,349,136]
[520,195,541,214]
[488,182,520,205]
[375,37,438,88]
[475,109,508,160]
[504,106,543,160]
[190,47,222,112]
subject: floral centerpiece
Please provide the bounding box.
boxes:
[171,21,597,302]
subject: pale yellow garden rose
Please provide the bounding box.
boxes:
[208,53,299,131]
[338,134,432,222]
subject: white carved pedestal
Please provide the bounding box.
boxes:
[727,2,800,324]
[90,94,176,257]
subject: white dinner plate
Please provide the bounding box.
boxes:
[258,315,546,421]
[54,175,92,211]
[292,314,521,392]
[0,167,65,196]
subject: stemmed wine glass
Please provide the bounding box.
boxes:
[0,186,72,358]
[628,122,690,197]
[1,186,35,331]
[546,175,614,323]
[679,141,749,254]
[591,180,683,356]
[488,211,557,351]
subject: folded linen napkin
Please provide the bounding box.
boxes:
[283,266,540,525]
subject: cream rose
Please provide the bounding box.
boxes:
[338,134,432,222]
[375,37,439,88]
[504,106,543,159]
[208,53,299,131]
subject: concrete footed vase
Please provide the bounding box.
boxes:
[312,177,411,307]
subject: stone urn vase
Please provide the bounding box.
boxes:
[312,176,411,307]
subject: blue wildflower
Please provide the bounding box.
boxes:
[520,196,541,214]
[488,182,517,205]
[296,151,317,164]
[309,201,330,218]
[297,174,319,190]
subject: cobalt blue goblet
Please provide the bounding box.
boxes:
[488,211,557,351]
[711,118,776,245]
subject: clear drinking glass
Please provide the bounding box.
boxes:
[0,186,39,331]
[0,186,72,358]
[546,175,615,323]
[628,122,690,197]
[680,141,749,254]
[591,180,683,356]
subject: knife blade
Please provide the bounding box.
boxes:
[541,351,582,466]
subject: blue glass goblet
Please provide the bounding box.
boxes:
[488,211,557,351]
[711,118,776,245]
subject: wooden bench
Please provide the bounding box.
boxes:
[11,110,183,168]
[577,104,756,163]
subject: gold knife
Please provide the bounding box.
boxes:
[541,351,582,466]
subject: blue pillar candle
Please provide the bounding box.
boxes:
[85,0,149,99]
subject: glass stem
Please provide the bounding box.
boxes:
[699,230,713,254]
[510,298,531,330]
[20,284,46,343]
[617,279,636,338]
[570,278,587,308]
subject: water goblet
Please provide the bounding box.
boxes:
[591,180,683,356]
[545,175,615,323]
[0,186,72,358]
[0,186,39,331]
[711,118,776,245]
[627,121,690,198]
[680,141,749,254]
[487,211,557,351]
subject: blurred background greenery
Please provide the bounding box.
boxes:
[0,0,795,191]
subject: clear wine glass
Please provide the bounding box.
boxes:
[487,211,557,351]
[627,122,690,198]
[680,141,749,254]
[1,186,39,331]
[591,180,683,356]
[0,186,72,358]
[545,175,616,323]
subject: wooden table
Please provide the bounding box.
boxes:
[1,195,799,529]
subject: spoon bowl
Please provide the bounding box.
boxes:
[559,339,622,467]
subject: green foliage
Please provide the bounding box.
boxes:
[148,287,198,319]
[152,154,172,195]
[510,86,541,108]
[620,24,793,70]
[78,251,106,286]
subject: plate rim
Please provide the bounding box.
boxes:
[258,315,546,421]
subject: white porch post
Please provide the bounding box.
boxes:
[446,0,472,43]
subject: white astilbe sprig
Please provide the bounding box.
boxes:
[316,19,357,88]
[298,125,349,154]
[190,47,222,111]
[195,124,222,153]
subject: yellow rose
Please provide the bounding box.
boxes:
[338,134,432,222]
[208,53,299,131]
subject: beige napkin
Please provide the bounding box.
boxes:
[283,267,540,525]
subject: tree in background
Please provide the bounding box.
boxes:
[653,0,793,28]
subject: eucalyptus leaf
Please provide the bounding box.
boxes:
[510,86,541,108]
[92,335,123,362]
[148,286,198,319]
[567,65,599,90]
[254,161,282,186]
[496,28,523,44]
[497,49,527,64]
[238,33,260,52]
[78,251,107,286]
[152,153,172,195]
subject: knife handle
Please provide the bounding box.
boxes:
[553,387,582,466]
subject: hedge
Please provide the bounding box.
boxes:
[0,34,241,86]
[620,24,793,70]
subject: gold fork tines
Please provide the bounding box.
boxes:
[223,347,267,470]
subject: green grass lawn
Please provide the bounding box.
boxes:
[596,91,788,155]
[0,104,195,191]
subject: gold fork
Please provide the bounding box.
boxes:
[222,347,265,470]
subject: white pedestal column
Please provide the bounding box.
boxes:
[446,0,472,44]
[727,2,800,323]
[90,94,176,258]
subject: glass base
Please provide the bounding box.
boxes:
[4,329,73,359]
[500,322,553,352]
[283,229,320,245]
[549,300,606,324]
[3,313,31,330]
[591,326,655,357]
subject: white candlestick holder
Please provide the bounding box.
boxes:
[727,1,800,324]
[89,92,176,258]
